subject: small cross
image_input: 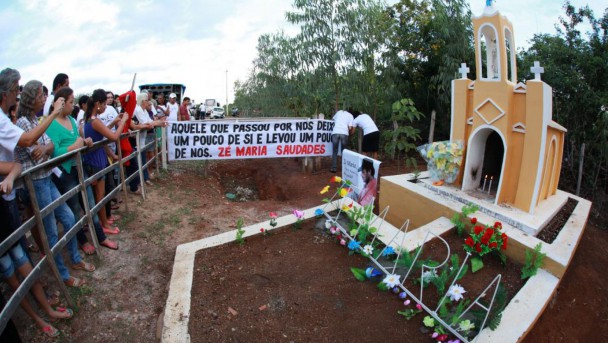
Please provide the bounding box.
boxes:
[458,63,470,79]
[531,61,544,81]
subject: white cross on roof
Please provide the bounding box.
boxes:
[458,63,470,79]
[531,61,544,81]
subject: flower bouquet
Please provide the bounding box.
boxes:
[464,220,508,272]
[417,140,464,184]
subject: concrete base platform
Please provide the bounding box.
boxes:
[162,174,591,342]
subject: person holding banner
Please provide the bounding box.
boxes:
[351,111,380,160]
[358,158,377,206]
[330,109,354,173]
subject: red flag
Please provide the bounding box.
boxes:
[118,90,136,166]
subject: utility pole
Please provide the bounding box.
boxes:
[225,70,228,115]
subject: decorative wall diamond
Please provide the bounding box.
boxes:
[474,98,505,125]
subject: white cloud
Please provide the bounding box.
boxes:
[0,0,605,106]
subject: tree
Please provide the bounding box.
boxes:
[385,0,474,141]
[519,2,608,214]
[286,0,361,111]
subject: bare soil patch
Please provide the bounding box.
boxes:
[189,223,526,342]
[7,157,607,342]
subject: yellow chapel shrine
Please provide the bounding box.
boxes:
[451,2,566,214]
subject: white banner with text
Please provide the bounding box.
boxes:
[167,119,334,160]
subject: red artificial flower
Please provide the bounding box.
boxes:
[475,243,482,253]
[481,234,490,245]
[501,235,508,250]
[260,228,265,232]
[437,334,448,342]
[485,228,495,237]
[490,242,498,248]
[474,225,484,235]
[494,221,502,229]
[470,217,477,224]
[465,237,474,247]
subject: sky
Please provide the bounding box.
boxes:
[0,0,605,106]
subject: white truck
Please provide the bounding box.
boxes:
[204,99,218,117]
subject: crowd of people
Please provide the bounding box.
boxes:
[0,68,167,338]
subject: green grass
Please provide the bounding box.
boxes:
[176,206,192,217]
[118,210,137,227]
[68,284,94,311]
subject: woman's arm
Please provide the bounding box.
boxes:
[91,115,128,142]
[0,162,22,194]
[18,98,64,147]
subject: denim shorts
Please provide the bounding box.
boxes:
[84,163,104,182]
[0,244,29,279]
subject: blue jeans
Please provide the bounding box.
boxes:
[331,134,349,170]
[0,244,29,279]
[52,166,107,244]
[0,196,32,264]
[31,176,80,280]
[127,148,148,191]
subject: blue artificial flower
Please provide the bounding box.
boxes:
[365,267,383,278]
[347,240,361,251]
[382,246,396,257]
[314,208,324,216]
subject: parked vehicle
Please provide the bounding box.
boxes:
[231,107,239,117]
[139,83,186,103]
[204,99,217,117]
[210,107,225,119]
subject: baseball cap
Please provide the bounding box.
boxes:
[169,93,176,98]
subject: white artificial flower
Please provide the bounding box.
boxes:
[325,220,332,229]
[362,244,374,255]
[383,273,401,288]
[447,284,467,302]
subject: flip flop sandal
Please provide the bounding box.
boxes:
[72,261,95,272]
[103,226,120,235]
[56,307,73,320]
[49,307,73,322]
[100,240,119,250]
[80,243,95,255]
[42,325,60,338]
[64,276,86,288]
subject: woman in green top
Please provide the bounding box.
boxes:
[46,87,118,251]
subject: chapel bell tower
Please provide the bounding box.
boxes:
[450,2,566,214]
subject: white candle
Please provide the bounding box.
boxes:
[488,176,494,194]
[482,175,488,191]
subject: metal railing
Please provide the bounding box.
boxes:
[0,126,164,333]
